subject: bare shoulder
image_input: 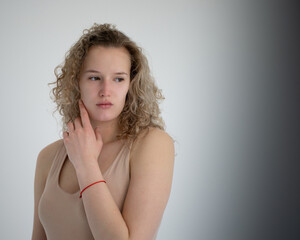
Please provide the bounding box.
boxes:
[132,127,174,150]
[130,127,175,164]
[35,139,64,178]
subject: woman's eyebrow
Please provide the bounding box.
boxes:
[84,70,100,74]
[115,72,128,75]
[83,70,128,75]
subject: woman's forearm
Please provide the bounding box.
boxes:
[75,161,129,240]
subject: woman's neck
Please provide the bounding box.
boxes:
[90,118,120,145]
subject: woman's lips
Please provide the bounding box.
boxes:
[96,103,112,109]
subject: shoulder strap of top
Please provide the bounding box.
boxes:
[47,140,66,179]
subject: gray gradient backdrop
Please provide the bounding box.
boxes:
[0,0,298,239]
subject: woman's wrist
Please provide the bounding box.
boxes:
[74,158,99,175]
[75,160,104,189]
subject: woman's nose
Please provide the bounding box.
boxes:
[99,79,111,97]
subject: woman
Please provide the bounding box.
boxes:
[32,23,174,240]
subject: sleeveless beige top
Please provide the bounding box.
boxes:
[38,139,150,240]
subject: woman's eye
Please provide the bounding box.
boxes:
[89,76,100,81]
[115,78,124,82]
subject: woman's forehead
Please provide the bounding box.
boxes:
[82,46,131,71]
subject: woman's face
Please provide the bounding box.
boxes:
[79,46,131,127]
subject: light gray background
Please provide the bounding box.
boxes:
[0,0,298,239]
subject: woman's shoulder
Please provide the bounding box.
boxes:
[38,139,64,161]
[139,127,173,143]
[35,139,64,177]
[130,127,174,159]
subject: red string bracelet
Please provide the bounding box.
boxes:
[79,180,106,198]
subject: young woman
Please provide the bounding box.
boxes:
[32,23,174,240]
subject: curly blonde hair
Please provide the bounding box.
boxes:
[49,23,165,140]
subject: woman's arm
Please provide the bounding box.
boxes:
[122,128,175,239]
[75,128,174,240]
[31,140,62,240]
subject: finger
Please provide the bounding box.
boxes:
[79,99,91,128]
[67,121,74,132]
[63,131,69,140]
[74,117,83,130]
